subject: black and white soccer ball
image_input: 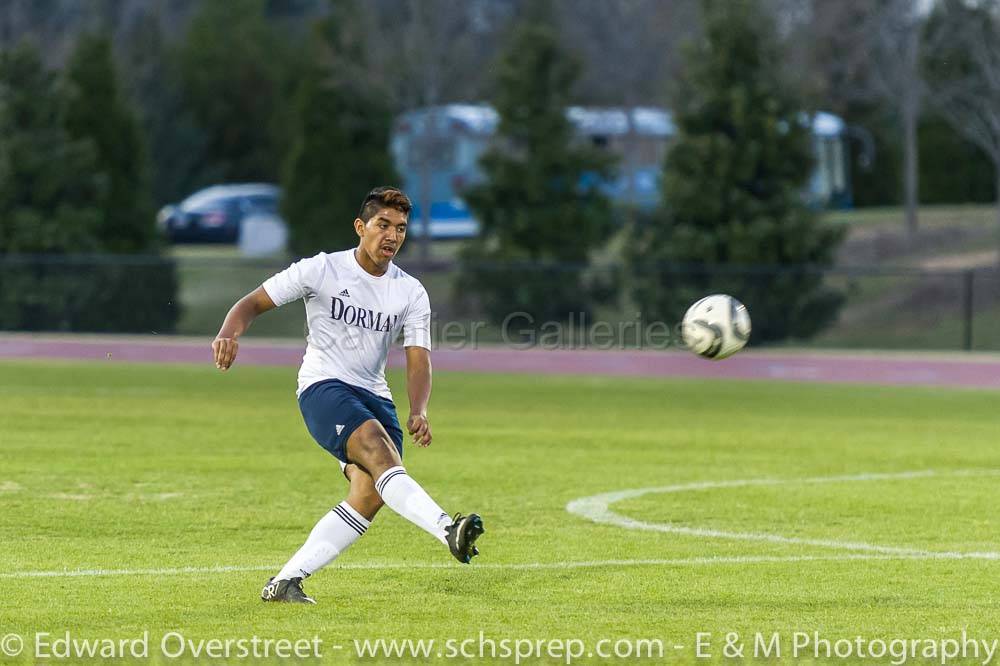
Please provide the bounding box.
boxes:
[681,294,751,360]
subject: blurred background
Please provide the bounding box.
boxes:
[1,0,998,351]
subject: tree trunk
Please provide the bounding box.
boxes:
[903,102,919,237]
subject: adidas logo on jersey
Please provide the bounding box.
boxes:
[339,289,350,297]
[336,425,345,435]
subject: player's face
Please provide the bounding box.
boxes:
[356,207,408,265]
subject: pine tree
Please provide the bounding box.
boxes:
[0,42,178,333]
[0,43,103,254]
[460,2,616,324]
[281,2,398,256]
[0,43,104,331]
[122,10,215,207]
[64,33,156,253]
[630,0,844,342]
[176,0,294,183]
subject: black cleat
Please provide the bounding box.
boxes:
[260,576,316,604]
[445,513,484,564]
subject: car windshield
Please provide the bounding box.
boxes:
[246,194,278,211]
[179,190,225,212]
[180,186,279,212]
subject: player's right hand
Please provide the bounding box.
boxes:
[212,336,239,371]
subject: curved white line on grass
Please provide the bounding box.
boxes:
[4,471,996,581]
[566,469,1000,560]
[0,552,994,580]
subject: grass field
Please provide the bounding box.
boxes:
[2,360,998,664]
[825,204,997,230]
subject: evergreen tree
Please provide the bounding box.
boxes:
[460,2,616,324]
[0,43,103,254]
[122,10,216,207]
[0,42,178,333]
[176,0,296,183]
[64,33,156,253]
[281,2,398,256]
[630,0,844,343]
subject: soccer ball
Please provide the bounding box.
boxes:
[681,294,751,360]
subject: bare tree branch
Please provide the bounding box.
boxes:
[926,0,1000,163]
[864,0,929,235]
[925,0,1000,260]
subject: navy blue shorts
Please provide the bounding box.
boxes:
[298,379,404,465]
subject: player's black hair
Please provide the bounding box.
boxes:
[358,186,412,222]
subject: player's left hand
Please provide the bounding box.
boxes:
[406,413,432,447]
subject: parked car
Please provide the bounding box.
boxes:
[156,183,282,244]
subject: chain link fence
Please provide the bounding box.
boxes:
[1,253,997,352]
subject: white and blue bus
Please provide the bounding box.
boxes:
[391,104,852,239]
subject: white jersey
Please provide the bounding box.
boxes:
[261,249,431,400]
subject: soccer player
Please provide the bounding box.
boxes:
[212,186,484,604]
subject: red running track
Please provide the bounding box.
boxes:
[2,334,999,390]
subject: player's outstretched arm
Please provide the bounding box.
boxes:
[404,346,433,447]
[212,286,276,371]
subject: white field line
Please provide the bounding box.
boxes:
[4,471,997,580]
[0,552,995,580]
[565,469,1000,560]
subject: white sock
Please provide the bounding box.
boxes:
[275,501,370,581]
[374,466,451,545]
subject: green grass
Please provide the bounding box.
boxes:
[173,254,304,338]
[802,271,1000,351]
[813,298,1000,351]
[0,360,998,663]
[823,203,997,230]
